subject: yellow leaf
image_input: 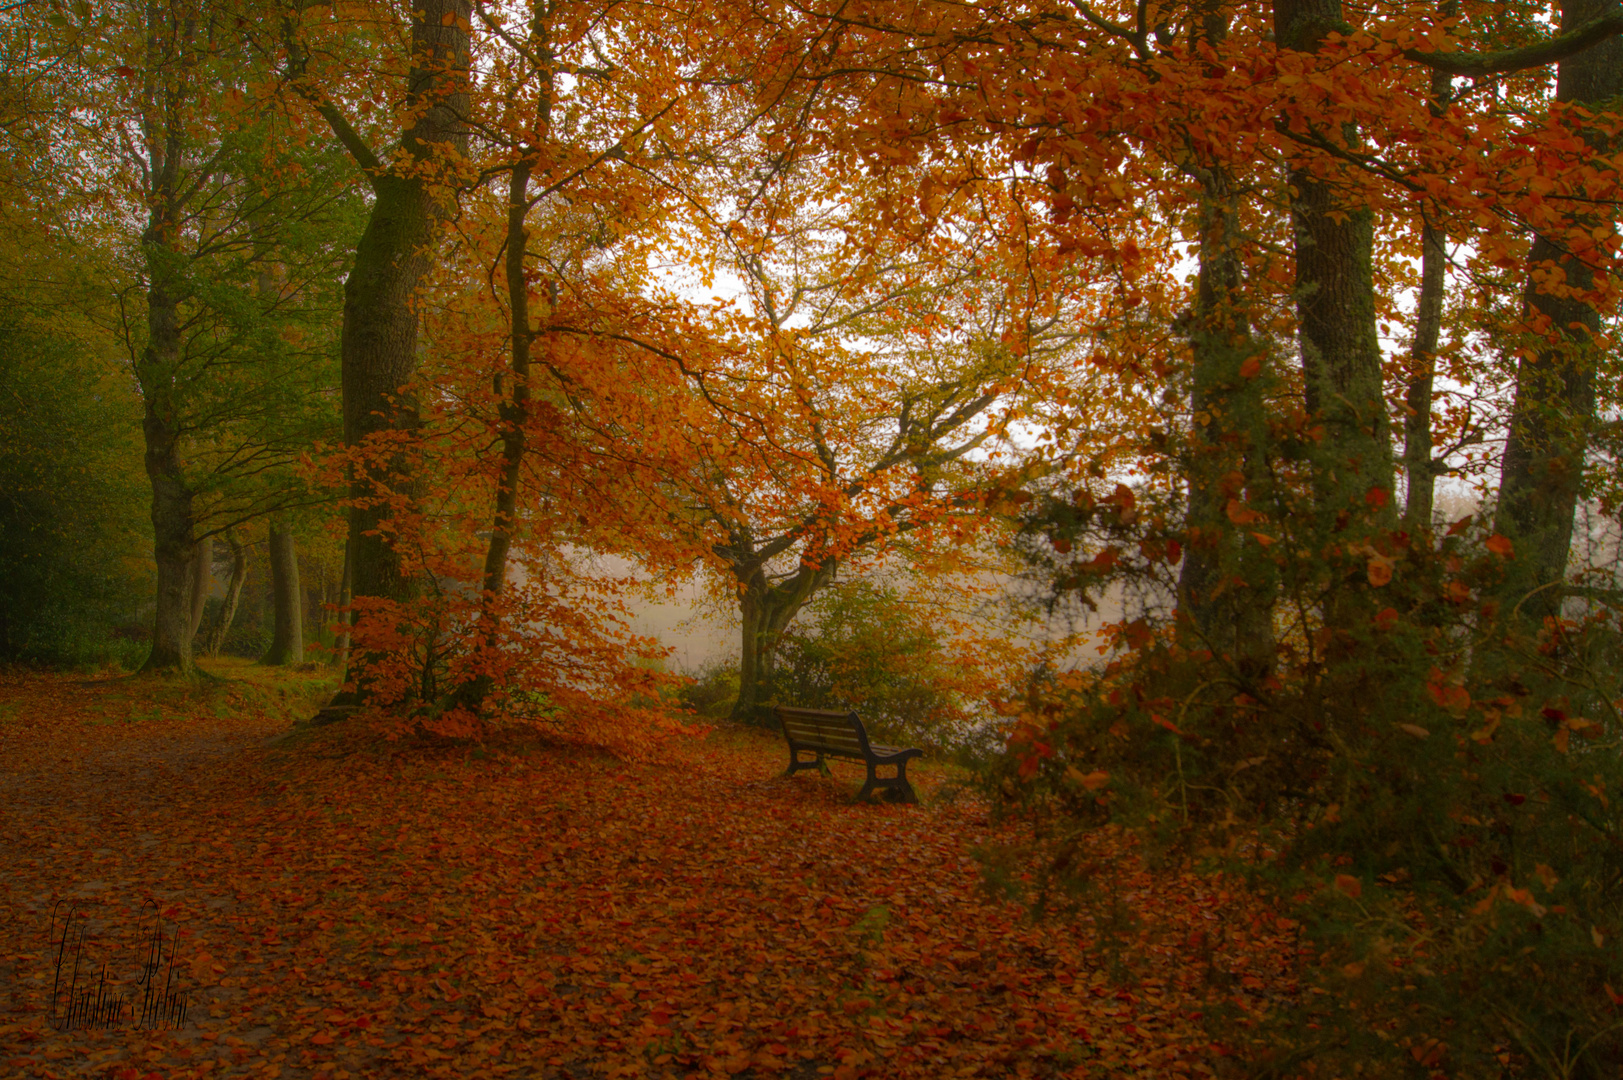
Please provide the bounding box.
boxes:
[1397,723,1430,739]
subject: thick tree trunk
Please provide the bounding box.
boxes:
[137,158,197,677]
[341,174,434,617]
[1494,0,1623,622]
[1178,168,1277,679]
[730,560,836,725]
[322,0,469,710]
[263,525,304,665]
[140,399,196,677]
[202,530,248,658]
[1176,9,1276,680]
[1276,0,1396,522]
[335,537,352,673]
[1276,0,1397,642]
[480,160,537,604]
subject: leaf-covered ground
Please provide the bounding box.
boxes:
[0,665,1296,1078]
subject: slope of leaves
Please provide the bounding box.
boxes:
[0,666,1296,1078]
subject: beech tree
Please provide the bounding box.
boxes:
[7,0,358,676]
[280,0,470,708]
[1492,0,1623,621]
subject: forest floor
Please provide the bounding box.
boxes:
[0,663,1297,1079]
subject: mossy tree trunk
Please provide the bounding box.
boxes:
[1494,0,1623,622]
[1176,3,1275,680]
[292,0,470,712]
[731,558,837,725]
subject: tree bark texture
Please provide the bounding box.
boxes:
[1177,162,1276,680]
[137,126,197,676]
[326,0,469,706]
[187,534,211,644]
[480,158,537,602]
[263,524,304,665]
[730,559,837,725]
[1494,0,1623,621]
[343,0,469,607]
[1276,0,1397,523]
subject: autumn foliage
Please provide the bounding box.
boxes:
[3,667,1292,1079]
[9,0,1623,1073]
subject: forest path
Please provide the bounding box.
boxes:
[0,667,1283,1079]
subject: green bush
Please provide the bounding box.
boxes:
[775,581,965,751]
[676,659,740,718]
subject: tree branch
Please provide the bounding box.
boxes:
[1404,11,1623,77]
[280,14,382,176]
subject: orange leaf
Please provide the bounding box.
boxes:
[1067,765,1111,791]
[1486,534,1515,558]
[1226,499,1261,525]
[1334,874,1362,899]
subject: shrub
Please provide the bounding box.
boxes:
[984,477,1623,1078]
[675,659,740,719]
[775,580,967,751]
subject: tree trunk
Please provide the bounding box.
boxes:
[1402,217,1447,534]
[1178,169,1277,680]
[1276,0,1396,642]
[140,395,196,677]
[1176,5,1275,680]
[325,0,470,709]
[263,525,304,665]
[202,529,248,658]
[1276,0,1396,521]
[187,534,212,645]
[1494,0,1623,622]
[1401,35,1455,537]
[136,141,197,677]
[730,559,837,725]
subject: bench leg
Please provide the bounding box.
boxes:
[857,762,918,805]
[784,749,828,777]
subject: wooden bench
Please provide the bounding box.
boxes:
[774,705,922,804]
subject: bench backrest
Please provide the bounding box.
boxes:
[775,705,870,756]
